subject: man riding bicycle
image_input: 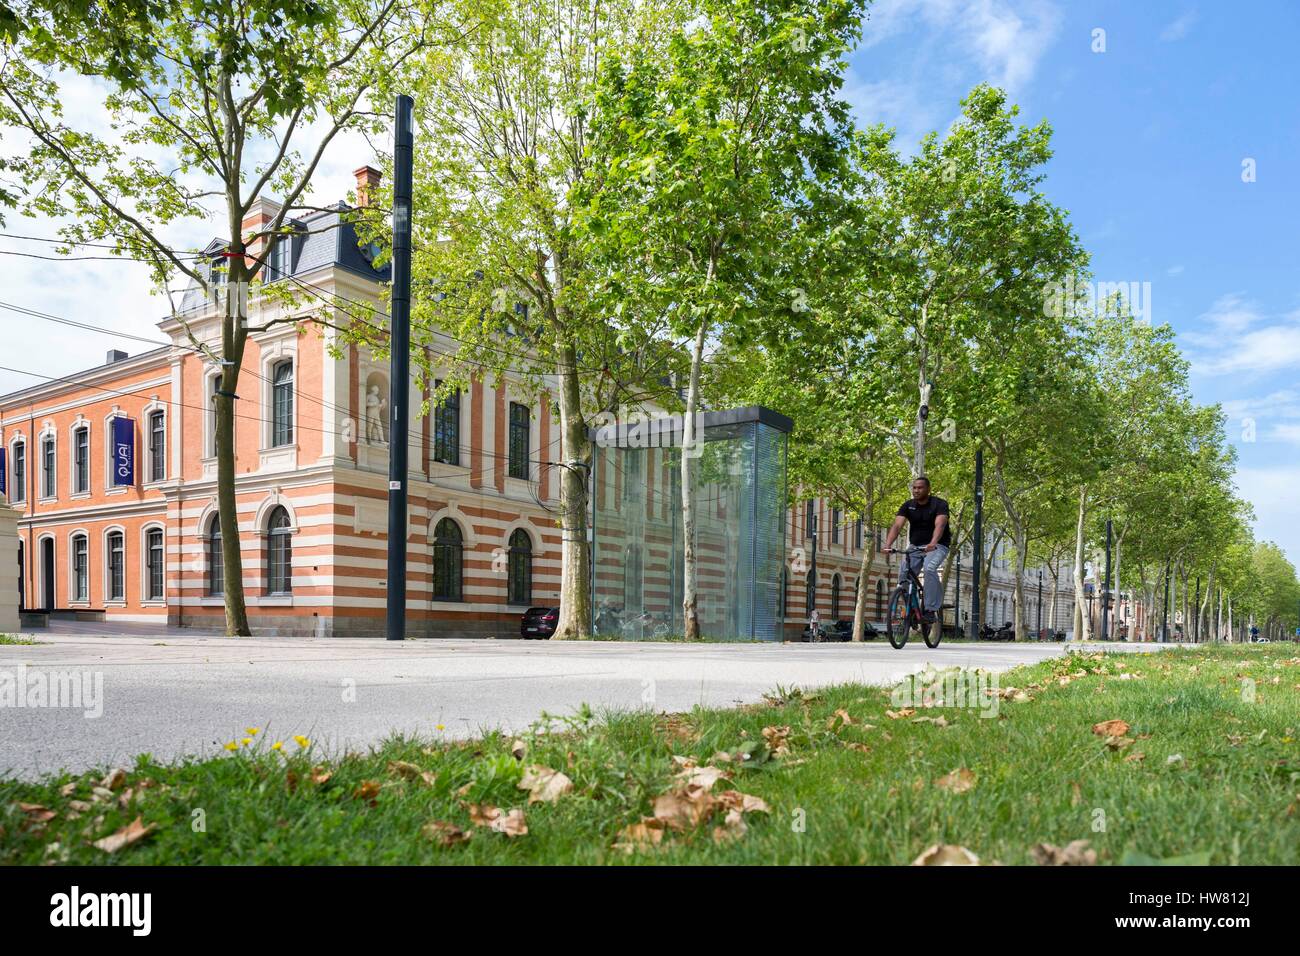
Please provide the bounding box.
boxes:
[882,476,950,623]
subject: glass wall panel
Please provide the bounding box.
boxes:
[591,408,788,641]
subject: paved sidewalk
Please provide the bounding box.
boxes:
[0,630,1178,779]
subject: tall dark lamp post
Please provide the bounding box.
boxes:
[1036,569,1043,639]
[385,93,414,641]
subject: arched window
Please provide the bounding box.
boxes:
[831,573,841,619]
[72,425,89,494]
[271,360,294,447]
[208,514,224,596]
[10,440,25,503]
[432,517,463,601]
[266,506,292,594]
[71,533,88,601]
[875,577,885,618]
[507,528,532,605]
[146,528,165,601]
[107,531,125,601]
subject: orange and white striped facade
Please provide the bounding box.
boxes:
[0,172,1075,641]
[0,181,565,637]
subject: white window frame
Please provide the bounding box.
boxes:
[7,434,26,504]
[140,522,167,605]
[38,425,57,501]
[141,400,168,485]
[68,529,90,605]
[69,417,92,498]
[102,525,127,606]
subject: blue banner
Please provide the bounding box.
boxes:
[0,446,6,496]
[112,417,135,487]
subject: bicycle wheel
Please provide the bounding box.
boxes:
[923,608,942,648]
[886,588,913,649]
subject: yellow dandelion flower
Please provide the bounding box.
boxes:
[223,741,239,752]
[246,727,259,736]
[293,735,311,748]
[271,741,283,751]
[436,724,445,731]
[241,737,253,747]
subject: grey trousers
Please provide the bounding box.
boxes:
[897,545,949,613]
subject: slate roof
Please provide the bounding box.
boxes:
[180,202,389,313]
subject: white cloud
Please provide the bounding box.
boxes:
[1166,264,1184,276]
[856,0,1062,97]
[1200,292,1262,333]
[1191,319,1300,376]
[1159,9,1199,43]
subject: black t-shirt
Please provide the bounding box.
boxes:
[897,495,951,547]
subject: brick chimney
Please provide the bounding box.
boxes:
[240,196,283,265]
[354,166,382,207]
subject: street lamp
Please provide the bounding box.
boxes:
[1036,569,1043,639]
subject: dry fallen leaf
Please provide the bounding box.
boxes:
[309,766,332,785]
[510,739,527,760]
[421,820,471,846]
[1105,736,1136,752]
[353,780,381,804]
[886,708,916,720]
[1123,751,1146,763]
[912,715,950,728]
[92,816,155,854]
[19,803,57,823]
[913,844,980,866]
[1092,719,1131,738]
[466,804,528,837]
[716,790,771,814]
[653,784,717,831]
[101,768,128,792]
[518,765,574,804]
[934,768,977,794]
[1030,840,1097,866]
[712,809,748,844]
[762,725,792,755]
[387,760,423,780]
[674,765,730,791]
[59,782,77,797]
[1070,782,1082,806]
[826,710,854,731]
[613,817,668,853]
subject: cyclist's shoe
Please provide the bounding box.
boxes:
[921,610,937,623]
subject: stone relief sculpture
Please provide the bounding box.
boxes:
[364,379,389,445]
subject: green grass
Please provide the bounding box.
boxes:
[0,634,40,645]
[3,644,1298,865]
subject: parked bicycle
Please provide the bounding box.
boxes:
[885,545,941,649]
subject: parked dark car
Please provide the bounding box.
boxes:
[520,606,559,639]
[800,618,879,642]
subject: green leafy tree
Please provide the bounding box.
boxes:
[582,0,867,638]
[1,0,435,634]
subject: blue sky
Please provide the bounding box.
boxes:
[843,0,1300,566]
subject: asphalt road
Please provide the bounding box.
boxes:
[0,627,1174,779]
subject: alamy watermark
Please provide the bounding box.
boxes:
[890,668,999,718]
[0,664,103,718]
[591,408,706,459]
[1043,273,1153,324]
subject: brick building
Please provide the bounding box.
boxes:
[0,167,1074,639]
